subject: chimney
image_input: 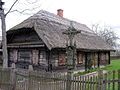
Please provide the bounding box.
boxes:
[57,9,63,17]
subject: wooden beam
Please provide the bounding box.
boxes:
[98,52,100,67]
[46,50,50,71]
[85,53,87,71]
[108,51,110,64]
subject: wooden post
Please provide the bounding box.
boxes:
[98,69,103,90]
[112,70,115,90]
[104,73,107,90]
[118,70,120,90]
[85,53,87,71]
[11,63,16,69]
[28,71,33,90]
[28,64,33,71]
[47,50,50,71]
[11,69,16,90]
[98,52,100,68]
[108,52,110,64]
[66,70,72,90]
[1,68,11,90]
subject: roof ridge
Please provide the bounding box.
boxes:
[31,10,94,33]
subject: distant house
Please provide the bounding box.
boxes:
[7,9,113,71]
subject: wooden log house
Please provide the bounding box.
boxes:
[7,9,114,71]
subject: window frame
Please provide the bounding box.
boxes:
[18,49,32,63]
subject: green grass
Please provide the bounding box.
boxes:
[75,59,120,76]
[102,59,120,90]
[102,59,120,71]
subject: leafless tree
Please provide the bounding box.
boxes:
[0,0,41,68]
[92,24,119,47]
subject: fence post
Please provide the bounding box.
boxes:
[28,71,33,90]
[118,70,120,90]
[66,70,72,90]
[98,69,104,90]
[10,69,16,90]
[1,68,11,90]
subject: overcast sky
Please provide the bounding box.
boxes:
[1,0,120,42]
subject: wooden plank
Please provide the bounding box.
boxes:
[63,73,66,90]
[95,76,98,90]
[118,70,120,90]
[74,76,76,90]
[90,77,92,90]
[108,52,110,64]
[82,76,84,90]
[113,70,115,90]
[98,70,104,90]
[92,75,95,90]
[103,73,107,90]
[97,52,100,67]
[85,76,87,90]
[80,76,82,90]
[77,76,80,90]
[87,76,90,90]
[108,71,111,90]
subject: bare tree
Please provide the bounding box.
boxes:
[0,0,41,68]
[92,24,119,47]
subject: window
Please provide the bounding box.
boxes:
[99,52,106,64]
[106,53,109,60]
[91,53,98,68]
[77,52,84,64]
[58,53,66,65]
[9,49,17,62]
[9,50,14,61]
[18,50,31,62]
[100,53,106,61]
[51,52,59,67]
[39,51,47,65]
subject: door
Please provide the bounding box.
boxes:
[85,52,92,71]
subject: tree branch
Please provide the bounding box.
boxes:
[5,0,19,17]
[9,9,31,15]
[9,5,41,15]
[26,0,38,4]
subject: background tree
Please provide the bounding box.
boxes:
[92,24,119,48]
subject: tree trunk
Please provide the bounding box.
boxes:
[0,4,8,68]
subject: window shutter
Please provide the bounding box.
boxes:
[13,49,18,63]
[32,50,39,65]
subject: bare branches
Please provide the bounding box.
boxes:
[9,5,41,15]
[25,0,38,4]
[91,24,119,47]
[5,0,41,15]
[5,0,19,17]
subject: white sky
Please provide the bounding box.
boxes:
[1,0,120,43]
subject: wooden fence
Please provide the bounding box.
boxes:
[0,68,120,90]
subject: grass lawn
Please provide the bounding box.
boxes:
[75,59,120,76]
[102,59,120,71]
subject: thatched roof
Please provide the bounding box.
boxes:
[7,10,113,51]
